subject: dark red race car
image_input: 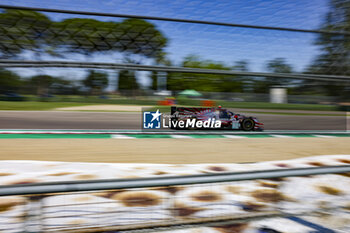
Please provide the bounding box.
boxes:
[170,106,264,131]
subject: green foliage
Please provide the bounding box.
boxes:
[52,18,116,55]
[0,10,168,59]
[118,70,139,95]
[83,70,109,95]
[0,10,51,57]
[150,71,158,90]
[150,52,172,90]
[266,58,293,74]
[30,75,55,87]
[167,55,243,92]
[248,58,294,93]
[305,0,350,99]
[0,101,101,110]
[265,57,293,86]
[310,0,350,75]
[23,75,75,96]
[233,60,249,71]
[153,100,337,111]
[118,19,168,58]
[0,68,22,93]
[0,99,337,111]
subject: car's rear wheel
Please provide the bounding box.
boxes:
[241,118,255,131]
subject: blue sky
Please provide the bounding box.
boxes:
[1,0,330,88]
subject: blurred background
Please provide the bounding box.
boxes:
[0,0,349,111]
[1,2,350,232]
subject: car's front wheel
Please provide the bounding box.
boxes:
[241,118,255,131]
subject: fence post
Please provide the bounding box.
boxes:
[23,195,44,233]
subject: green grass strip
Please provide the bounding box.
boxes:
[320,134,350,137]
[0,101,98,111]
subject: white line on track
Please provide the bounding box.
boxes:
[270,134,292,138]
[223,135,247,139]
[312,135,335,138]
[171,135,193,139]
[111,134,135,139]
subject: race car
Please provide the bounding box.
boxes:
[170,106,264,131]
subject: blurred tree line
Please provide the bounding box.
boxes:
[304,0,350,99]
[0,9,166,95]
[0,10,167,59]
[0,1,349,99]
[0,57,294,96]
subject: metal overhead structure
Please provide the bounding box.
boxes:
[1,60,350,82]
[0,4,349,36]
[0,5,349,83]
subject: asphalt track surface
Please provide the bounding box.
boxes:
[0,110,347,130]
